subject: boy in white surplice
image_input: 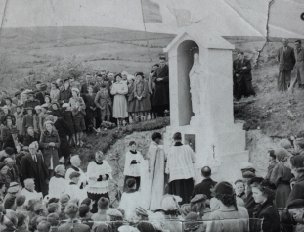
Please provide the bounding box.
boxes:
[123,141,144,191]
[87,151,112,213]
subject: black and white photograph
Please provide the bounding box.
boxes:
[0,0,303,231]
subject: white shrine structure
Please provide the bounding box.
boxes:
[163,27,249,182]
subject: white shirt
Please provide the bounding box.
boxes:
[48,176,68,199]
[166,144,196,182]
[123,151,144,177]
[65,182,87,202]
[20,188,43,205]
[119,191,143,221]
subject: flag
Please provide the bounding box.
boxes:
[141,0,162,23]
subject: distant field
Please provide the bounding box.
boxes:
[0,26,175,91]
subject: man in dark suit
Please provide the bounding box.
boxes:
[192,166,217,199]
[233,51,255,100]
[151,56,169,116]
[20,141,49,196]
[277,38,296,91]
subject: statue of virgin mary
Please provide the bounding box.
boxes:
[189,52,201,116]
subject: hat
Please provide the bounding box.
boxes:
[107,208,123,218]
[242,170,256,178]
[185,211,199,221]
[118,225,140,232]
[34,105,42,111]
[275,148,290,162]
[54,164,65,176]
[214,182,234,195]
[135,207,148,218]
[287,199,304,209]
[161,195,182,211]
[7,182,20,193]
[190,194,207,204]
[290,155,304,169]
[44,120,54,126]
[69,171,80,179]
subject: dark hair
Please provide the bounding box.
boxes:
[249,177,276,200]
[114,73,122,82]
[129,141,136,146]
[51,82,58,88]
[81,198,92,207]
[5,147,15,156]
[16,195,25,207]
[78,204,90,218]
[214,182,237,209]
[201,166,211,177]
[152,64,159,68]
[173,132,182,141]
[159,56,166,61]
[268,150,276,159]
[151,132,162,141]
[97,197,109,210]
[234,179,244,185]
[137,221,158,232]
[295,39,301,44]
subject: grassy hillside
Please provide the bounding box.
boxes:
[0,26,174,91]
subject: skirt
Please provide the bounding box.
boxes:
[134,96,151,113]
[112,95,128,118]
[168,178,194,205]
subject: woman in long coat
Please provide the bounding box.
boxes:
[110,74,128,126]
[133,72,151,121]
[270,148,293,208]
[39,120,60,177]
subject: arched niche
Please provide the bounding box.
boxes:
[177,40,199,126]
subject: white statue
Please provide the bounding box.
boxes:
[189,52,201,115]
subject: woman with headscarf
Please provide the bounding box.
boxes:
[250,177,280,232]
[205,181,249,232]
[39,120,60,177]
[269,148,293,208]
[50,82,60,103]
[69,87,86,147]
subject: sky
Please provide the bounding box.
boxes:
[0,0,303,38]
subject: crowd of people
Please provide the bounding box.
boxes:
[0,126,303,231]
[0,47,303,231]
